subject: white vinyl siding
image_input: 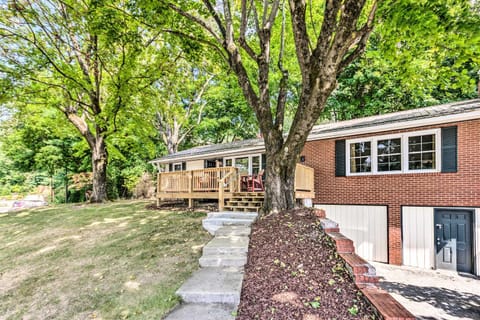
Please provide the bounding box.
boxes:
[315,204,388,263]
[402,207,435,269]
[186,160,204,171]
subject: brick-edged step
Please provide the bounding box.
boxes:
[319,218,340,233]
[361,287,415,320]
[165,303,236,320]
[199,252,247,267]
[340,252,379,285]
[318,211,414,320]
[176,267,244,304]
[202,236,249,255]
[326,232,355,253]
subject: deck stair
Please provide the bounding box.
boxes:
[223,192,264,213]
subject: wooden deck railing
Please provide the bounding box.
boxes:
[158,167,239,194]
[157,163,315,208]
[294,163,315,192]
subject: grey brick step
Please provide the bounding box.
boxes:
[215,226,252,237]
[202,236,249,255]
[176,267,243,304]
[164,303,236,320]
[199,252,247,267]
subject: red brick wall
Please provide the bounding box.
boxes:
[301,120,480,265]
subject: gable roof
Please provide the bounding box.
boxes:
[150,99,480,165]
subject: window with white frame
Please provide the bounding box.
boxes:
[408,134,436,170]
[224,154,264,175]
[173,163,183,171]
[349,141,372,173]
[377,138,402,172]
[346,129,440,176]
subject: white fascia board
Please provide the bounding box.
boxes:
[307,110,480,141]
[149,146,266,165]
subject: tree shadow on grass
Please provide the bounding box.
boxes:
[379,281,480,320]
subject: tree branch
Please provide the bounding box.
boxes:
[167,2,222,45]
[288,0,312,80]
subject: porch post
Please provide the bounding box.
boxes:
[188,171,194,208]
[156,173,161,207]
[218,178,225,211]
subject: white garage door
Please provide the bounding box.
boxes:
[315,204,388,262]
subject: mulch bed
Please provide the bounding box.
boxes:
[236,209,376,320]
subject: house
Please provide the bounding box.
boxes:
[150,99,480,276]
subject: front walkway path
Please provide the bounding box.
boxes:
[165,212,257,320]
[372,262,480,320]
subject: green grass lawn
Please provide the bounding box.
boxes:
[0,200,211,320]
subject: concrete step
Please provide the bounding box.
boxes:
[199,253,247,267]
[206,212,258,220]
[202,236,249,255]
[176,267,243,305]
[203,212,257,234]
[164,303,236,320]
[215,226,252,237]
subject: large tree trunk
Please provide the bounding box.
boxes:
[91,136,108,203]
[263,149,297,213]
[67,113,109,203]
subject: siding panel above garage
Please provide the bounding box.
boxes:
[402,207,434,270]
[315,204,388,262]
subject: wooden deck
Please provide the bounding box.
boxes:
[156,164,315,210]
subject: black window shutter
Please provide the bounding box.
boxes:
[168,163,173,172]
[441,126,457,173]
[182,162,187,171]
[335,140,346,177]
[261,154,266,170]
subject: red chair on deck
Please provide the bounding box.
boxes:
[247,170,264,192]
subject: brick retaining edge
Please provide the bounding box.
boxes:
[314,208,415,320]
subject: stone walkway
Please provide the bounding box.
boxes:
[165,212,257,320]
[372,262,480,320]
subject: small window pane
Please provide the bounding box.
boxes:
[349,142,371,173]
[252,156,260,174]
[377,138,401,172]
[409,143,421,152]
[408,134,436,170]
[225,159,232,167]
[235,157,249,175]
